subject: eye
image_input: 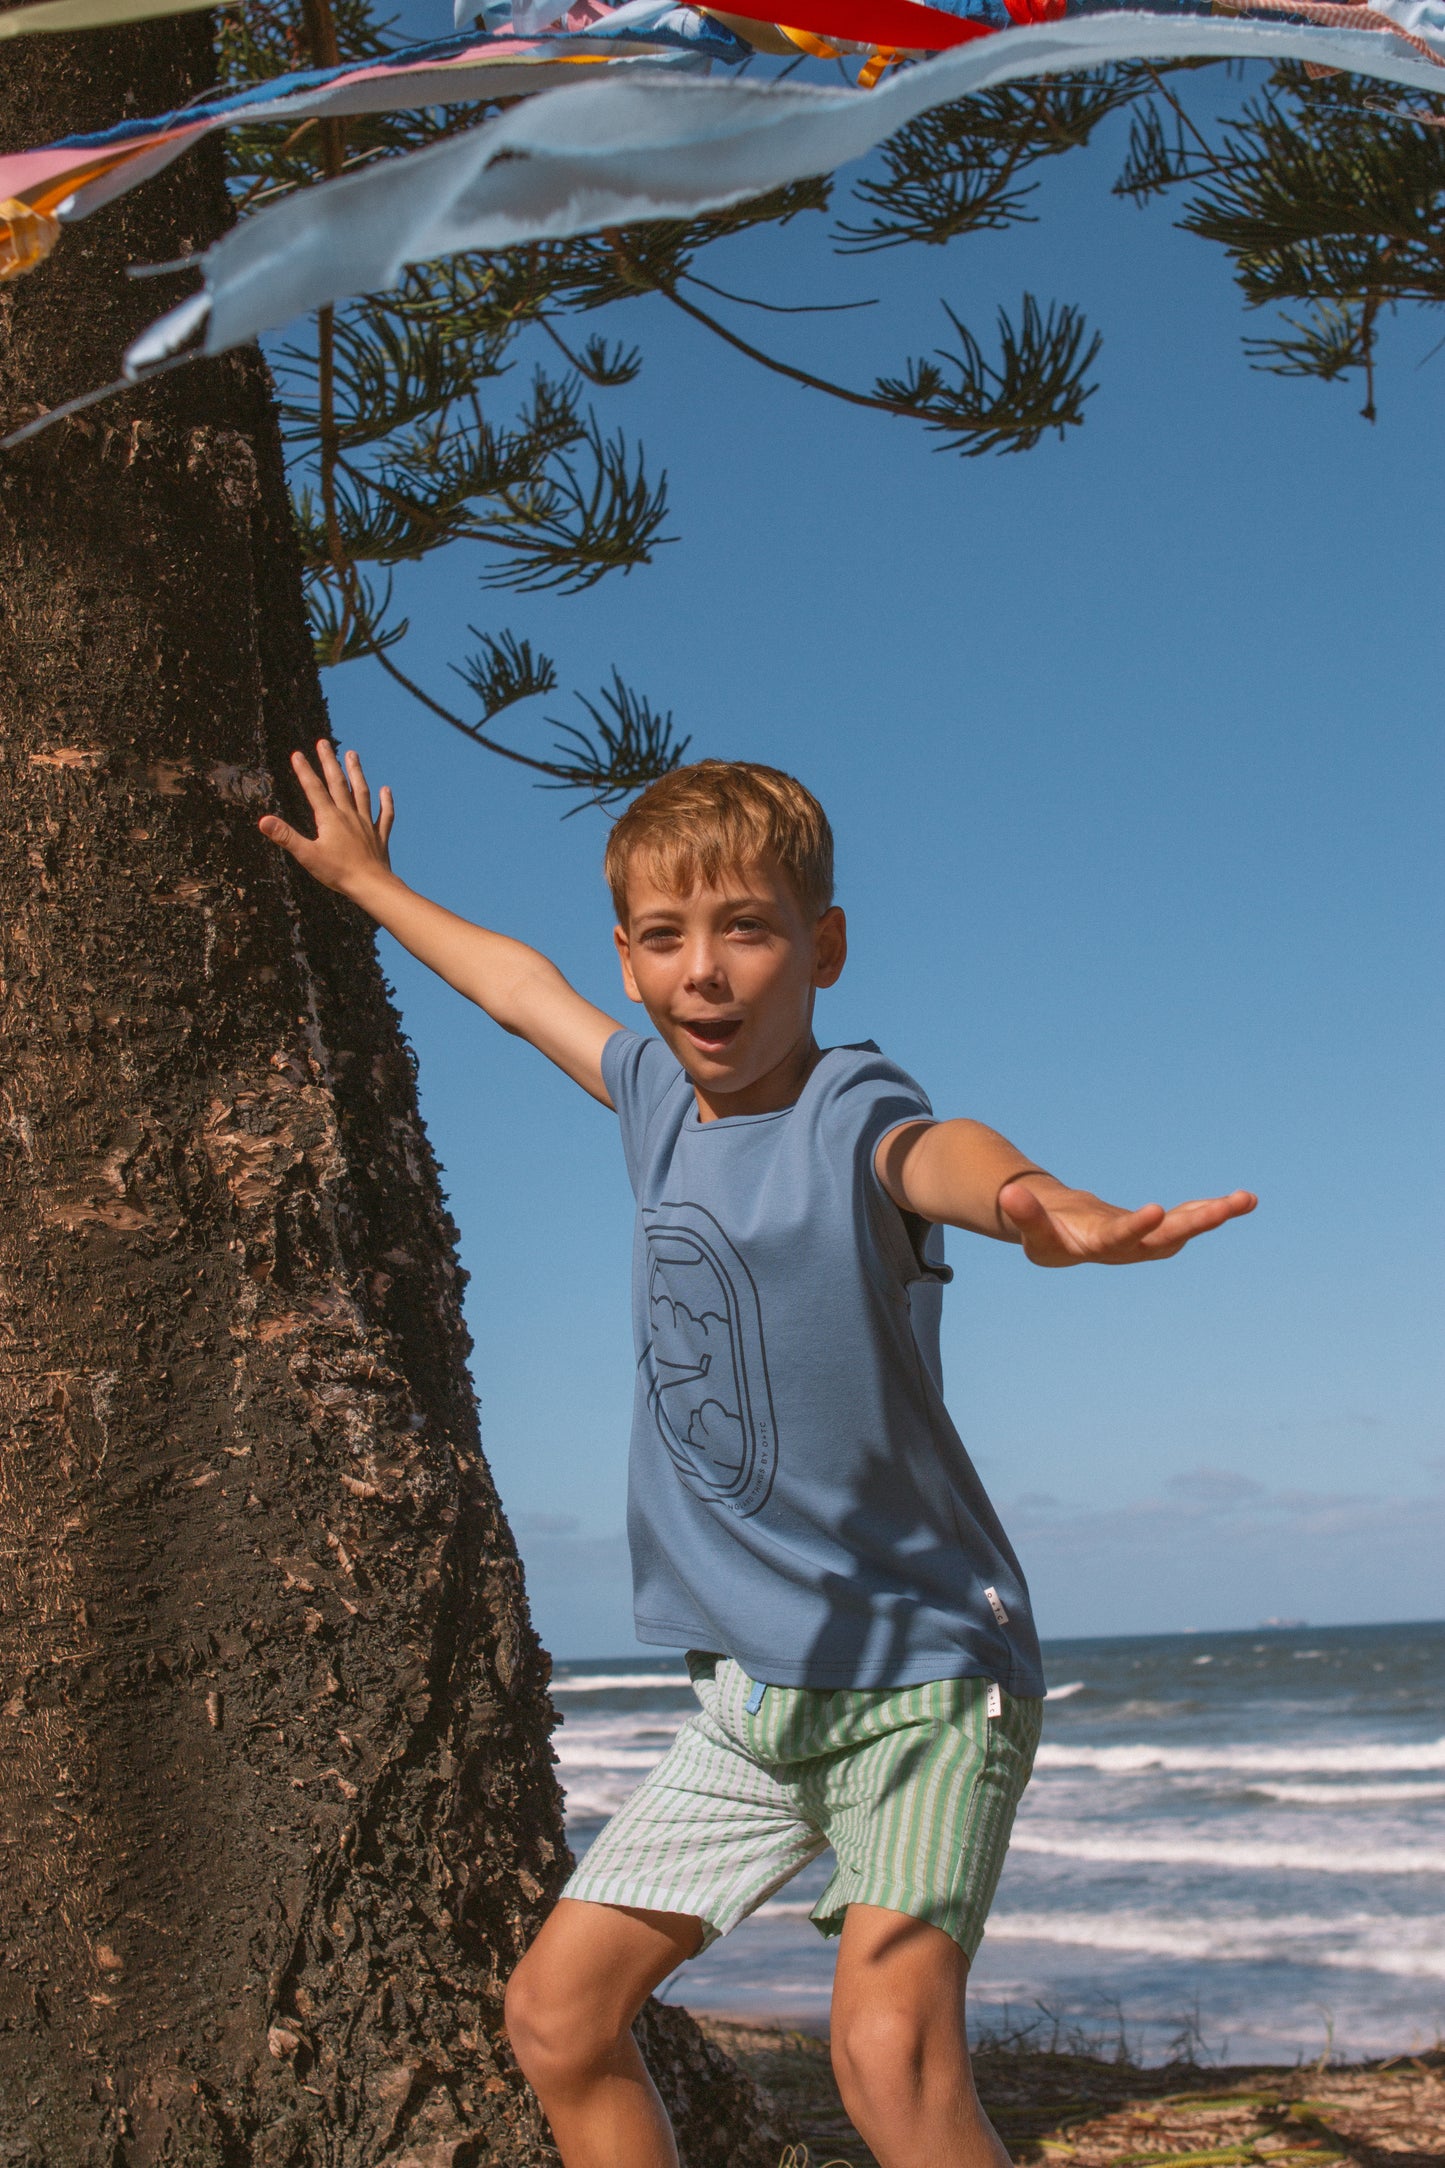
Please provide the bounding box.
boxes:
[728,916,769,938]
[639,926,680,948]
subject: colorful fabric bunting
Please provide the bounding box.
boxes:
[0,12,747,283]
[110,6,1441,377]
[0,0,1440,400]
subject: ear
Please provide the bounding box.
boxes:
[613,923,644,1004]
[814,905,847,990]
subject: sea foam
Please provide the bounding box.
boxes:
[1034,1737,1445,1776]
[1008,1827,1445,1875]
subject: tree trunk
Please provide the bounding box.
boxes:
[0,29,779,2166]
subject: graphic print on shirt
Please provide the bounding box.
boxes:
[641,1201,778,1518]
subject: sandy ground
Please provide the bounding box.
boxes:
[693,2017,1445,2168]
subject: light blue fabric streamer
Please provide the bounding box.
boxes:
[126,10,1445,376]
[511,0,569,34]
[575,0,742,27]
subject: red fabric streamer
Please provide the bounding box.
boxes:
[718,0,998,51]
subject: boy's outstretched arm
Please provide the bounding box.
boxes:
[259,743,621,1106]
[875,1118,1256,1266]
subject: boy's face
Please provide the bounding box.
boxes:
[614,853,846,1114]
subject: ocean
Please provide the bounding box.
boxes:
[550,1619,1445,2065]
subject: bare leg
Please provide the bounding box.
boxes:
[504,1897,703,2168]
[829,1904,1013,2168]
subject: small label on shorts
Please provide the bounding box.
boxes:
[986,1681,1003,1720]
[984,1585,1010,1626]
[744,1678,766,1714]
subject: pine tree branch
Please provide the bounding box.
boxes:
[369,639,687,802]
[453,628,559,720]
[660,278,919,421]
[533,313,644,387]
[682,272,878,316]
[662,276,1099,455]
[368,641,570,774]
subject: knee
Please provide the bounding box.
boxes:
[503,1958,575,2080]
[831,2003,928,2119]
[504,1955,619,2089]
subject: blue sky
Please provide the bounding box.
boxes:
[315,57,1444,1656]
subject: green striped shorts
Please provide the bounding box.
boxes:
[561,1655,1042,1960]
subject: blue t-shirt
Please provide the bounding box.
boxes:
[603,1028,1045,1695]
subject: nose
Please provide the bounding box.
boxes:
[681,934,727,993]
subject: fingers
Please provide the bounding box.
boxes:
[289,740,390,836]
[1137,1191,1257,1252]
[1055,1203,1165,1267]
[288,747,332,821]
[258,813,310,862]
[1103,1203,1167,1244]
[315,737,356,815]
[1012,1184,1257,1268]
[344,747,373,826]
[317,740,389,843]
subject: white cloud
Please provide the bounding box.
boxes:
[515,1510,583,1537]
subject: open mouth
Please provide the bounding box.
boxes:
[678,1016,743,1053]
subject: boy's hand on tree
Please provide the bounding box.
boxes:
[258,742,395,899]
[998,1178,1257,1266]
[260,744,617,1103]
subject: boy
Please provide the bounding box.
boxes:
[260,750,1254,2168]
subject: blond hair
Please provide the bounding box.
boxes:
[605,760,834,925]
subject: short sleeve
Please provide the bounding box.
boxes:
[602,1028,684,1191]
[818,1041,934,1164]
[816,1043,946,1287]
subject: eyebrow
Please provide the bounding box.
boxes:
[632,894,775,928]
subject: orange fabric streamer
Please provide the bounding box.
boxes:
[857,40,904,79]
[777,22,849,50]
[0,197,60,280]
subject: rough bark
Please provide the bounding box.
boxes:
[0,28,780,2166]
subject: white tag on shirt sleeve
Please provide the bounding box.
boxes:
[986,1681,1003,1720]
[984,1585,1010,1627]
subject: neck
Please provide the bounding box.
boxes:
[692,1031,821,1123]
